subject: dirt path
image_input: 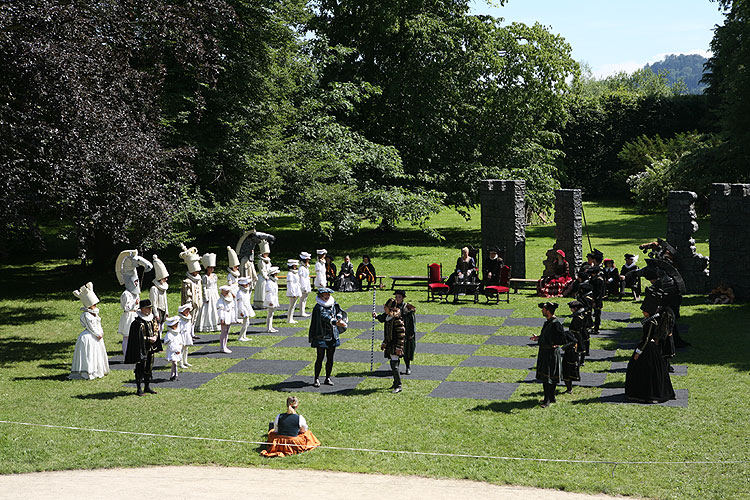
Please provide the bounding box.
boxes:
[0,466,629,500]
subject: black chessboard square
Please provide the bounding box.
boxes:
[418,314,450,323]
[225,359,310,375]
[192,345,265,359]
[355,331,426,342]
[274,375,364,394]
[608,362,687,376]
[460,356,535,370]
[346,305,375,313]
[331,349,376,363]
[376,363,455,381]
[586,349,617,361]
[501,317,546,328]
[190,334,221,345]
[108,356,167,370]
[600,311,631,321]
[599,388,689,407]
[123,371,221,389]
[273,336,348,348]
[429,381,518,400]
[454,307,513,317]
[415,342,479,355]
[346,320,375,330]
[433,324,499,335]
[484,335,535,347]
[239,327,303,336]
[523,371,607,387]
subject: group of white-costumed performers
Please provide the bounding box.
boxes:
[68,231,328,390]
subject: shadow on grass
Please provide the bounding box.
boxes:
[0,306,64,326]
[0,336,72,366]
[247,381,379,396]
[74,390,134,400]
[469,398,540,413]
[13,373,70,381]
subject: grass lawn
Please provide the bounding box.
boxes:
[1,201,749,500]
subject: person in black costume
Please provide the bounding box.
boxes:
[602,259,620,298]
[356,255,377,290]
[567,299,589,373]
[393,290,416,375]
[308,287,347,387]
[483,247,504,286]
[125,299,162,396]
[573,265,594,363]
[335,255,359,292]
[620,253,641,301]
[625,267,676,403]
[447,247,478,296]
[375,298,406,393]
[586,263,605,334]
[530,302,566,408]
[324,255,337,289]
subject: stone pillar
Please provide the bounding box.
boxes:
[710,183,750,300]
[666,191,709,294]
[480,180,526,278]
[554,189,583,277]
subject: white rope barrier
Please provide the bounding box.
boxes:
[1,420,747,466]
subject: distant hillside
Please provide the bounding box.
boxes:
[644,53,708,94]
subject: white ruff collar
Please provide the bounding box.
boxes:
[260,256,271,264]
[228,268,240,277]
[81,307,99,316]
[137,311,154,322]
[316,296,334,307]
[186,272,200,283]
[152,279,168,291]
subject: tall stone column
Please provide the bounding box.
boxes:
[710,183,750,300]
[666,191,709,294]
[554,189,583,277]
[480,180,526,278]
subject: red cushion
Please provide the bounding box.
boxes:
[428,283,450,290]
[485,286,509,293]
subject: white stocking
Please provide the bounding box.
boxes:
[299,292,309,316]
[266,308,275,332]
[287,297,299,323]
[122,336,129,357]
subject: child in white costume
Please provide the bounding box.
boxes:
[237,277,255,341]
[177,303,194,367]
[149,254,169,335]
[254,240,272,308]
[298,252,312,317]
[227,246,241,322]
[70,282,110,380]
[217,285,236,353]
[179,244,203,332]
[314,249,327,288]
[195,253,220,332]
[286,259,301,324]
[162,316,183,381]
[115,250,152,356]
[264,266,280,333]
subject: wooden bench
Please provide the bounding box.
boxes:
[390,275,429,289]
[509,278,539,293]
[275,274,386,290]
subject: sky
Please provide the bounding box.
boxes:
[470,0,726,77]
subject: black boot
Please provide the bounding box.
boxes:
[144,383,157,394]
[136,381,144,396]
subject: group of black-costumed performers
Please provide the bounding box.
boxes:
[531,246,686,407]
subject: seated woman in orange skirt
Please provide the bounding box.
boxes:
[261,396,321,457]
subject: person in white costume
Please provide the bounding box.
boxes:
[118,273,140,357]
[177,303,194,368]
[236,277,255,341]
[195,252,220,332]
[115,250,152,357]
[179,244,203,339]
[314,249,328,289]
[298,252,312,317]
[286,259,301,324]
[254,240,272,308]
[227,246,241,322]
[217,285,236,353]
[162,316,183,381]
[149,254,169,335]
[69,282,110,380]
[264,266,280,333]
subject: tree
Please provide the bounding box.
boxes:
[0,0,231,263]
[308,0,578,217]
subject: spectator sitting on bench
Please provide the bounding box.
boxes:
[356,255,377,290]
[483,246,504,286]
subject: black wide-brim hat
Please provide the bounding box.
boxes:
[394,290,406,297]
[538,301,559,311]
[140,299,152,309]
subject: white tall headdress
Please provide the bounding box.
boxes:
[73,282,99,308]
[115,249,153,287]
[152,254,169,281]
[179,243,201,273]
[200,253,217,269]
[227,246,240,268]
[258,240,271,255]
